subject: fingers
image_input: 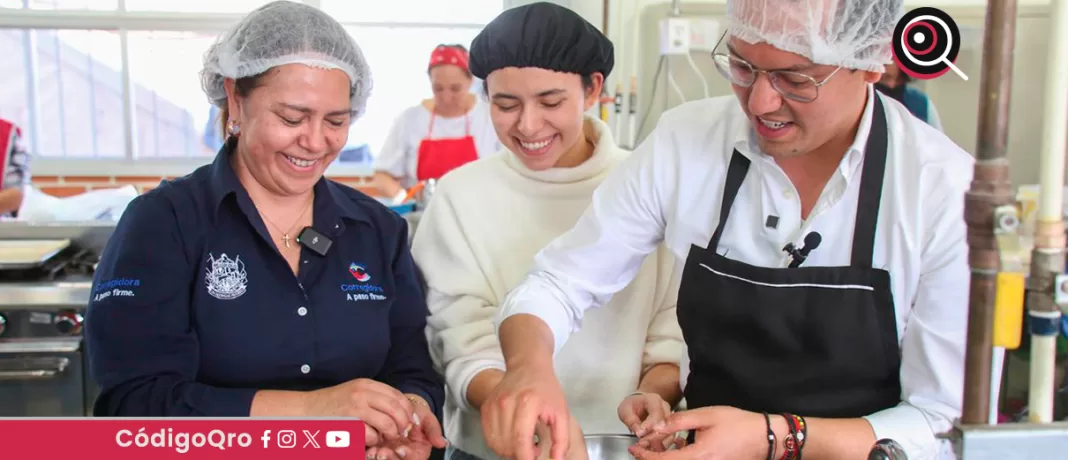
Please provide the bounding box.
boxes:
[365,425,381,447]
[482,391,515,458]
[359,405,407,441]
[634,399,670,438]
[635,432,672,452]
[413,407,448,449]
[367,446,400,460]
[656,409,709,436]
[512,397,543,460]
[534,423,552,460]
[546,412,570,460]
[630,440,697,460]
[617,398,644,434]
[363,393,416,438]
[357,379,418,418]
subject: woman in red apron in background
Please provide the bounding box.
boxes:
[0,118,30,218]
[372,45,501,202]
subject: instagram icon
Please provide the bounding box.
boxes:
[277,430,297,449]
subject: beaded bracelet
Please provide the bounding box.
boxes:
[763,413,776,460]
[794,415,807,459]
[779,414,807,460]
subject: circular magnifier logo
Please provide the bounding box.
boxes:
[891,7,969,81]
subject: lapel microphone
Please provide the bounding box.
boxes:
[784,232,822,268]
[297,227,333,256]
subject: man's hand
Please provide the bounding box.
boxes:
[617,392,678,452]
[481,363,572,460]
[630,406,770,460]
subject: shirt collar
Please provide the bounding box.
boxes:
[207,138,373,230]
[729,85,878,183]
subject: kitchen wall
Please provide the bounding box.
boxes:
[32,174,375,197]
[32,0,1062,196]
[575,0,1059,186]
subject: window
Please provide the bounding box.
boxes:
[2,0,117,10]
[123,0,275,13]
[126,30,221,158]
[0,0,503,175]
[25,28,125,158]
[322,0,503,25]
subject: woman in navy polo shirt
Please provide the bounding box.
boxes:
[85,2,446,458]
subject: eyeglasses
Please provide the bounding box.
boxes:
[712,53,842,103]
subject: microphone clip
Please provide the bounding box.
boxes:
[783,243,808,268]
[783,231,822,268]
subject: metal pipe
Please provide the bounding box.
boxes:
[1026,0,1068,424]
[961,0,1018,426]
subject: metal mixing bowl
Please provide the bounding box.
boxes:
[584,434,639,460]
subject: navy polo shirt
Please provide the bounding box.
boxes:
[85,143,443,418]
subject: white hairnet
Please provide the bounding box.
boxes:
[200,0,371,119]
[727,0,904,72]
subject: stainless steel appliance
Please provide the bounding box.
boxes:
[583,434,639,460]
[0,222,114,417]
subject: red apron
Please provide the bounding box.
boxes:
[415,111,479,182]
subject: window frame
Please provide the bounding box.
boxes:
[0,1,491,177]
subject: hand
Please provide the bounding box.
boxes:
[366,425,433,460]
[617,392,678,452]
[302,378,417,443]
[481,363,572,460]
[534,414,587,460]
[630,406,768,460]
[365,395,447,460]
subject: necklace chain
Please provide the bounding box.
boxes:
[259,196,314,249]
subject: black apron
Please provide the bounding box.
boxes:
[678,94,901,418]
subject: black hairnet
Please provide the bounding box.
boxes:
[469,2,614,81]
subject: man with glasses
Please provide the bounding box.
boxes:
[479,1,971,460]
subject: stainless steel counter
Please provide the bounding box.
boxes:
[0,280,92,310]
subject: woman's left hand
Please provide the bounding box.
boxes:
[618,392,677,452]
[365,394,447,460]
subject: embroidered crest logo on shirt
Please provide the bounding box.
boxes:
[205,253,248,300]
[341,262,386,302]
[349,263,371,282]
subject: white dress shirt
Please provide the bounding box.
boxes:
[497,86,973,460]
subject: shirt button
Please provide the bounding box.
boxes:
[300,364,311,374]
[783,191,794,199]
[297,306,308,316]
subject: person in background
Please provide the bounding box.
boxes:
[411,4,684,460]
[875,64,943,131]
[0,118,30,218]
[372,44,500,202]
[481,0,971,459]
[84,2,446,458]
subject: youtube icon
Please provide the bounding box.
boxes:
[326,431,350,448]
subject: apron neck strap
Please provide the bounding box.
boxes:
[706,93,890,268]
[849,92,889,267]
[708,151,751,249]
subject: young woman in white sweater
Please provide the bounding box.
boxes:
[410,4,684,460]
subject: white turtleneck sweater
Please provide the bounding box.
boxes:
[411,117,683,459]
